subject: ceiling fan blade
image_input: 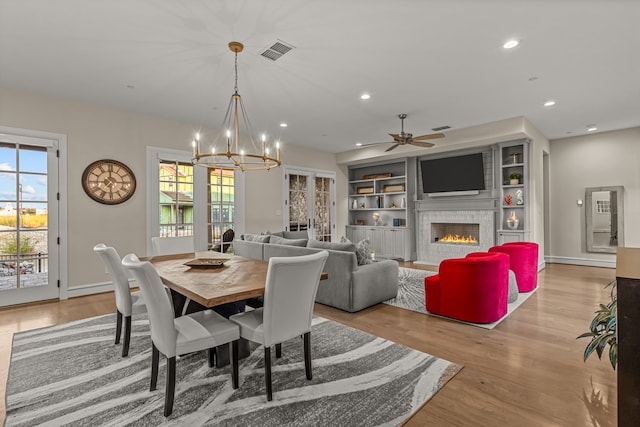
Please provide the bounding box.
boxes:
[385,143,400,152]
[358,141,392,147]
[409,140,435,148]
[411,133,446,141]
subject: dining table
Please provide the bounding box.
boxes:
[149,252,328,366]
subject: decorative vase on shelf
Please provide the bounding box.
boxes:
[372,212,380,226]
[510,179,519,185]
[376,196,381,208]
[352,199,358,210]
[506,211,519,230]
[401,197,406,208]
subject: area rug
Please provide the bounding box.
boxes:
[384,267,537,329]
[5,313,462,426]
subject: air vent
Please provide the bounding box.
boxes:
[260,40,295,61]
[432,125,451,131]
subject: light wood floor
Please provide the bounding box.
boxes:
[0,263,617,426]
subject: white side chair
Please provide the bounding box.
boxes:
[151,236,194,256]
[229,250,329,401]
[122,253,240,417]
[93,243,146,357]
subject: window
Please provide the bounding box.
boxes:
[158,161,194,237]
[208,168,235,252]
[147,147,243,255]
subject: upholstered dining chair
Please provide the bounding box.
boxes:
[229,250,329,401]
[93,243,146,357]
[122,253,240,417]
[151,236,194,256]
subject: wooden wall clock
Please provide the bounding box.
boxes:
[82,159,136,205]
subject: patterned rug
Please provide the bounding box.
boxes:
[5,313,462,426]
[384,267,537,329]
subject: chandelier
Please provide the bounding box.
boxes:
[191,41,281,171]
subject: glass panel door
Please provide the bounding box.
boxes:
[0,139,58,306]
[284,168,336,241]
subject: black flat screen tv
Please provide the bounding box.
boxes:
[420,153,485,194]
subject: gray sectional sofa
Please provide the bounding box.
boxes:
[233,231,399,313]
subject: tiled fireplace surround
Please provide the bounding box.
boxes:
[415,199,496,266]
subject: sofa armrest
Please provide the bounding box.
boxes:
[350,260,399,312]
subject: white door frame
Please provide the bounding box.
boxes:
[0,125,68,304]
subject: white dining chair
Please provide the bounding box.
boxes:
[93,243,146,357]
[151,236,194,256]
[229,250,328,401]
[122,253,240,417]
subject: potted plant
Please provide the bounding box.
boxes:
[577,280,617,369]
[509,172,521,185]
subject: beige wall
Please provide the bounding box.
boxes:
[0,87,344,290]
[548,127,640,264]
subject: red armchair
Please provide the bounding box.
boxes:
[425,252,510,323]
[489,242,539,292]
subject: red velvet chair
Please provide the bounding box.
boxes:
[424,252,510,323]
[489,242,539,292]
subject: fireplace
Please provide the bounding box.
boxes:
[416,208,495,265]
[431,223,480,245]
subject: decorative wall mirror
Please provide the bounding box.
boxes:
[585,186,624,253]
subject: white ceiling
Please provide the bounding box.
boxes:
[1,0,639,154]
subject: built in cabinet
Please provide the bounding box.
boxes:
[497,140,530,243]
[346,160,415,260]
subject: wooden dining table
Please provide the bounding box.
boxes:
[149,252,328,367]
[150,252,328,308]
[149,253,270,308]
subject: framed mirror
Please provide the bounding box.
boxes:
[585,186,624,253]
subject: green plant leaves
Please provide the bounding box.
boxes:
[577,280,617,370]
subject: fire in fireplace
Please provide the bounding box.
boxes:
[432,222,480,245]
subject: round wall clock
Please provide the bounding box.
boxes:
[82,159,136,205]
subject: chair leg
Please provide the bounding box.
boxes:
[165,356,176,417]
[208,348,215,368]
[304,331,312,380]
[231,340,239,389]
[275,343,282,358]
[264,346,273,401]
[150,344,159,391]
[115,310,123,345]
[122,315,131,357]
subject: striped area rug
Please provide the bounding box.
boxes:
[5,313,462,426]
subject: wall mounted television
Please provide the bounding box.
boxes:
[420,152,485,195]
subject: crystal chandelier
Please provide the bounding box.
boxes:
[191,41,281,171]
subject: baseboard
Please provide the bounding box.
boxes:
[544,256,616,269]
[66,279,135,299]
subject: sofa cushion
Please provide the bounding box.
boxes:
[243,234,270,243]
[307,239,356,253]
[282,230,309,239]
[269,235,308,247]
[355,239,373,265]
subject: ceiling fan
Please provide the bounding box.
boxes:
[361,113,445,152]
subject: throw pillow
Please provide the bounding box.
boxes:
[307,239,356,253]
[243,234,270,243]
[355,238,373,265]
[340,236,352,244]
[269,235,308,247]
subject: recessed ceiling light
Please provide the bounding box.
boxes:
[280,123,288,128]
[360,93,371,100]
[544,100,556,107]
[355,142,363,147]
[503,40,519,49]
[587,125,598,132]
